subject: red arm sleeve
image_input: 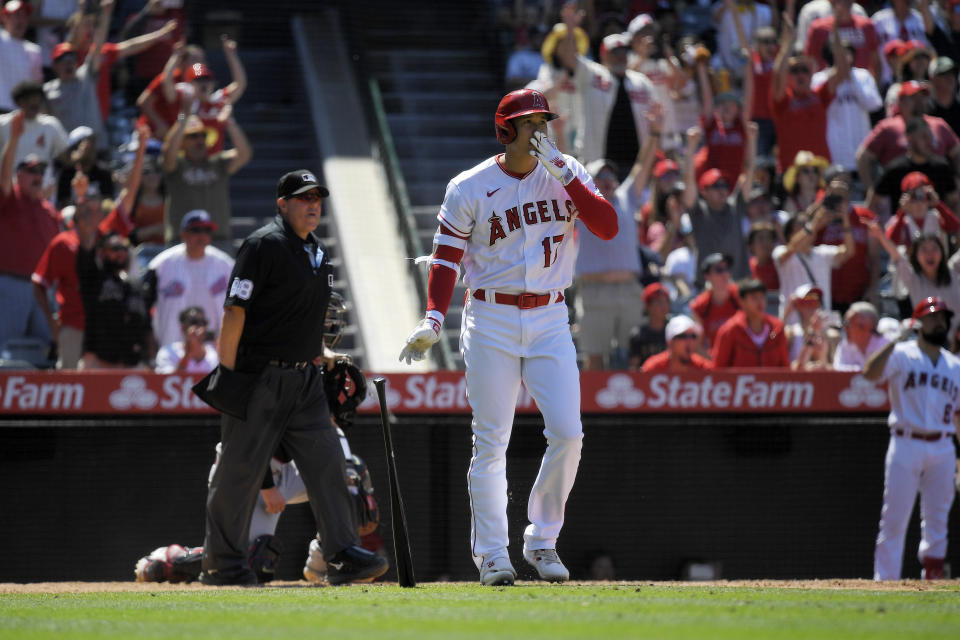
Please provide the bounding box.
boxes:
[885,211,908,244]
[565,176,618,240]
[425,225,465,317]
[934,201,960,234]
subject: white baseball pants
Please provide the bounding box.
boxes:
[874,434,956,580]
[461,297,583,563]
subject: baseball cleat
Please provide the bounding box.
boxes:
[198,566,258,586]
[325,545,389,585]
[302,566,327,584]
[523,547,569,583]
[479,552,516,586]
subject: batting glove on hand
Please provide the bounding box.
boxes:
[399,318,441,365]
[530,131,575,186]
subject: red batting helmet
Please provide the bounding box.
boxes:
[912,296,954,320]
[494,89,558,145]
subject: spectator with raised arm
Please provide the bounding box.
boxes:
[161,99,251,249]
[136,42,206,141]
[55,126,115,208]
[804,0,881,82]
[0,111,59,353]
[713,0,773,83]
[882,172,960,249]
[771,11,834,172]
[693,48,748,190]
[43,32,108,152]
[872,0,931,86]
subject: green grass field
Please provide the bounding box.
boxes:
[2,582,959,640]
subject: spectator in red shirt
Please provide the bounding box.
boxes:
[884,171,960,248]
[712,278,790,368]
[65,0,177,122]
[31,189,105,369]
[814,166,879,314]
[641,315,712,372]
[136,43,206,141]
[121,0,186,100]
[748,26,778,158]
[771,14,836,172]
[857,81,960,205]
[0,112,60,352]
[160,38,248,154]
[690,253,741,349]
[804,0,880,81]
[693,55,746,189]
[748,221,780,293]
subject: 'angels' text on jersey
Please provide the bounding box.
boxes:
[488,199,575,246]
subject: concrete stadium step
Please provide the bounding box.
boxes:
[386,112,491,137]
[381,90,502,115]
[376,70,497,93]
[406,181,452,207]
[366,49,490,74]
[393,137,497,160]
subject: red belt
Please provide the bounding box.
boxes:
[893,429,947,442]
[471,289,563,309]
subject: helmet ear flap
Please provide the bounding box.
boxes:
[496,121,516,145]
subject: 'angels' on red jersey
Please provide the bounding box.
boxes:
[438,155,599,294]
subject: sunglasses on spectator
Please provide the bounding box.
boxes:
[104,244,129,253]
[185,226,213,234]
[710,182,729,191]
[758,38,777,45]
[799,167,820,176]
[709,265,729,274]
[185,132,206,139]
[289,190,324,202]
[789,66,810,74]
[20,166,46,175]
[674,333,698,341]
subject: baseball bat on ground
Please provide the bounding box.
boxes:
[373,377,416,587]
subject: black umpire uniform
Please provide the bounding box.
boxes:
[198,170,387,585]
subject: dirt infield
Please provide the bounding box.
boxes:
[2,579,958,594]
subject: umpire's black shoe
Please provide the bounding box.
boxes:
[199,566,258,586]
[326,545,389,585]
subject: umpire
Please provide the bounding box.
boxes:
[197,169,388,585]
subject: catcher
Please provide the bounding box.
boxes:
[136,294,379,584]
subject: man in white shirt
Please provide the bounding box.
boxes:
[154,305,219,374]
[0,1,42,113]
[833,301,889,370]
[774,183,855,320]
[143,209,234,348]
[0,81,69,167]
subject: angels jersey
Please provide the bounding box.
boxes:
[879,341,960,434]
[438,154,599,293]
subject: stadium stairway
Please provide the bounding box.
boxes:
[341,2,505,368]
[202,43,367,366]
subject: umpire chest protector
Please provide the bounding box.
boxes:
[228,214,333,371]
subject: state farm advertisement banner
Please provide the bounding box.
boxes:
[0,370,889,415]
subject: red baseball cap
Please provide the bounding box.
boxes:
[900,171,932,192]
[51,42,76,62]
[642,282,670,305]
[912,296,954,320]
[697,168,726,191]
[653,159,679,179]
[2,0,32,15]
[883,39,906,58]
[899,80,930,98]
[185,63,215,82]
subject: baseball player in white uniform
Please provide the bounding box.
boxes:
[399,89,617,585]
[864,297,960,580]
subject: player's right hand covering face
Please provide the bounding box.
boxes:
[529,131,574,186]
[399,318,441,364]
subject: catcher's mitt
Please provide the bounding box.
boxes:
[347,454,379,537]
[324,359,367,426]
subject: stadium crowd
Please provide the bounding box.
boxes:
[0,0,249,371]
[4,0,960,373]
[502,0,960,372]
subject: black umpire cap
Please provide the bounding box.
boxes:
[277,170,330,199]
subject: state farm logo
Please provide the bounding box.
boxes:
[109,376,158,410]
[838,375,887,408]
[596,374,645,408]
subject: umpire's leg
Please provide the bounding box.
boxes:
[281,365,359,559]
[203,369,287,573]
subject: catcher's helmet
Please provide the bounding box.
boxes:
[495,89,558,145]
[912,296,954,321]
[324,292,347,348]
